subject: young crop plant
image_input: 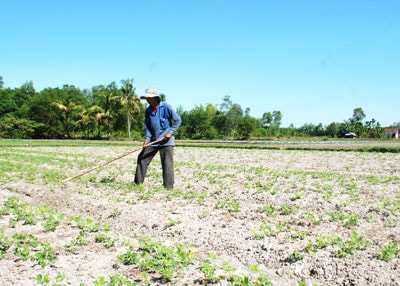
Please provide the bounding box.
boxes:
[381,196,400,215]
[200,253,274,285]
[326,210,359,227]
[198,210,208,219]
[13,234,60,268]
[278,204,299,216]
[12,233,39,261]
[68,215,101,232]
[110,208,122,218]
[117,237,195,282]
[166,216,181,228]
[6,197,38,227]
[257,204,277,217]
[302,211,322,225]
[303,234,341,255]
[322,189,334,202]
[36,273,66,286]
[95,233,119,248]
[215,197,240,212]
[255,180,277,194]
[42,214,60,232]
[117,246,138,265]
[92,273,137,286]
[14,243,31,260]
[333,231,371,258]
[341,213,359,227]
[376,241,400,261]
[34,243,59,267]
[251,222,289,239]
[287,228,309,241]
[384,220,397,228]
[200,260,220,283]
[287,249,305,262]
[291,192,304,201]
[0,231,12,259]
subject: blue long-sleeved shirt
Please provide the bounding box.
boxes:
[144,102,182,146]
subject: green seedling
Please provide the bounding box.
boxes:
[376,241,400,261]
[334,231,370,258]
[0,231,12,259]
[166,217,181,227]
[95,233,119,248]
[34,243,59,267]
[42,215,60,232]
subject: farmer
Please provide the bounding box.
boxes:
[134,87,182,189]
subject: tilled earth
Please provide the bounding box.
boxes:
[0,143,399,285]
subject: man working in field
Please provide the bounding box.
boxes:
[134,88,182,189]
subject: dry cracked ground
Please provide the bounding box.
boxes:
[0,141,399,285]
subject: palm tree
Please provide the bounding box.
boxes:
[120,79,140,138]
[94,83,119,138]
[77,105,104,139]
[52,99,80,139]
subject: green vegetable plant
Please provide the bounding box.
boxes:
[333,231,370,258]
[34,243,59,267]
[36,273,66,286]
[0,230,12,259]
[117,237,195,282]
[376,241,400,261]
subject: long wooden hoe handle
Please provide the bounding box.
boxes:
[62,137,165,184]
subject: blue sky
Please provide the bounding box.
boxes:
[2,0,399,127]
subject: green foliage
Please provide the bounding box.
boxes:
[376,241,400,261]
[117,237,196,282]
[36,273,66,286]
[1,79,392,139]
[333,231,371,258]
[42,215,60,232]
[0,230,12,259]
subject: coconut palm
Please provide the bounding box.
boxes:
[77,105,104,139]
[52,99,80,138]
[93,82,119,138]
[120,79,140,138]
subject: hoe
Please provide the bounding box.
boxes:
[62,137,165,184]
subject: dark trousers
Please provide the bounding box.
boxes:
[134,146,174,189]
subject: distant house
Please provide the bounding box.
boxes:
[384,128,399,139]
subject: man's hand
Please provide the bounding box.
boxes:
[165,133,172,140]
[143,141,150,148]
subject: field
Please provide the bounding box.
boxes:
[0,139,399,285]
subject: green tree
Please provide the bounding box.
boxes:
[52,99,81,138]
[237,114,256,139]
[76,105,104,139]
[262,112,273,128]
[365,118,384,138]
[0,88,17,116]
[262,111,282,136]
[326,122,340,138]
[0,114,43,139]
[14,81,35,109]
[92,82,120,138]
[225,103,243,138]
[185,105,213,139]
[351,107,366,123]
[350,107,366,137]
[220,95,233,113]
[120,79,140,138]
[25,87,65,138]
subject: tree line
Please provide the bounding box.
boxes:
[0,78,397,140]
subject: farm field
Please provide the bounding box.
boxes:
[0,140,399,285]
